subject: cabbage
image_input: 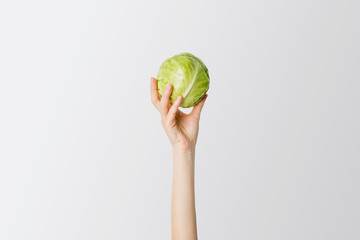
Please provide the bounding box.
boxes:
[157,53,210,108]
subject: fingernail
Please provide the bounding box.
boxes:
[166,84,172,90]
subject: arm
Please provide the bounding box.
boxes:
[172,149,197,240]
[150,77,207,240]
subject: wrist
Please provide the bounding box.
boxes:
[172,146,195,163]
[172,145,195,155]
[171,139,196,153]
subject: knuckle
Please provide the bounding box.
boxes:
[151,98,157,105]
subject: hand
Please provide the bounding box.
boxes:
[150,77,208,151]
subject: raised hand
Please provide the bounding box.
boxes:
[150,77,208,151]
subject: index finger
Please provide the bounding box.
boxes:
[150,77,160,110]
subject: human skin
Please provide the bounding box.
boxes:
[150,77,207,240]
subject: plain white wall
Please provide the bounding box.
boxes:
[0,0,359,239]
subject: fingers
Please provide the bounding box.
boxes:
[160,83,172,116]
[166,95,182,122]
[150,77,160,110]
[150,78,183,123]
[190,94,208,120]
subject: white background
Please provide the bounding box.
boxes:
[1,0,359,239]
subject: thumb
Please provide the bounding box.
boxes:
[190,94,208,120]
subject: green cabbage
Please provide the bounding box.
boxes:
[157,53,210,108]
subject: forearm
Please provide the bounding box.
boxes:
[171,148,197,240]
